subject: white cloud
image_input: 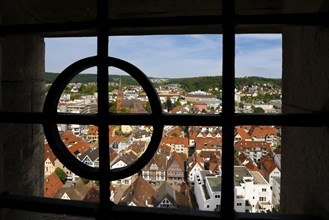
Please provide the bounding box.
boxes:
[45,34,281,78]
[236,34,282,40]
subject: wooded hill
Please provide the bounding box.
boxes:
[45,72,282,92]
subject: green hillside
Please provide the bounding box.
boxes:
[45,72,281,91]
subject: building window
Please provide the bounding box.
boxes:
[237,203,242,206]
[259,197,267,202]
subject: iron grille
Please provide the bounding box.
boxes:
[0,0,327,219]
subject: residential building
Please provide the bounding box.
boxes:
[260,155,281,186]
[111,152,138,185]
[119,176,155,207]
[54,180,91,201]
[44,173,64,198]
[166,152,187,185]
[272,177,281,210]
[235,170,272,213]
[44,144,57,177]
[162,136,189,156]
[194,167,272,213]
[235,140,272,163]
[142,154,167,183]
[77,147,99,168]
[155,182,176,208]
[194,170,221,211]
[188,153,205,185]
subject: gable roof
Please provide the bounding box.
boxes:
[245,161,265,177]
[83,186,100,203]
[144,154,167,170]
[60,131,81,146]
[115,152,138,166]
[78,147,99,162]
[188,161,205,173]
[109,135,125,145]
[54,179,90,200]
[176,182,193,209]
[261,156,279,175]
[157,143,172,156]
[109,147,119,163]
[162,136,188,147]
[235,140,272,152]
[119,176,155,207]
[248,126,278,138]
[194,138,222,150]
[44,143,57,165]
[198,150,221,160]
[44,172,64,198]
[68,139,91,156]
[167,152,186,171]
[235,127,251,140]
[166,126,185,137]
[127,141,147,156]
[155,182,176,207]
[87,125,98,136]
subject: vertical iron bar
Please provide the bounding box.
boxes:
[97,0,110,218]
[221,0,235,218]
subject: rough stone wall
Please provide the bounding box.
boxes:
[1,35,45,196]
[282,25,329,219]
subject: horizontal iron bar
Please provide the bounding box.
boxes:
[0,192,97,217]
[0,20,96,36]
[110,13,329,28]
[0,193,320,220]
[1,13,328,36]
[1,112,329,126]
[234,113,329,126]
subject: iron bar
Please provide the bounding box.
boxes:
[221,0,236,218]
[1,112,329,126]
[96,0,110,217]
[1,13,329,36]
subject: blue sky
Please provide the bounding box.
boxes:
[45,34,281,78]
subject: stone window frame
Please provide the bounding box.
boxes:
[0,0,327,220]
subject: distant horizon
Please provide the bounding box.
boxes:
[45,71,282,80]
[45,34,282,78]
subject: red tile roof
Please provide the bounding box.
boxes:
[44,143,57,164]
[67,139,91,156]
[119,176,155,206]
[194,138,222,150]
[260,155,278,174]
[248,126,278,138]
[235,127,251,140]
[44,173,64,198]
[162,136,188,147]
[167,152,187,171]
[235,140,272,152]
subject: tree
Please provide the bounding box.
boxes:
[172,100,181,108]
[109,101,117,113]
[252,106,265,113]
[80,177,90,184]
[166,97,173,112]
[55,167,68,183]
[144,101,152,113]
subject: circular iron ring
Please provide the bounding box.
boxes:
[43,56,164,180]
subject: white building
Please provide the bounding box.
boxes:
[194,170,221,211]
[235,170,272,213]
[188,161,204,185]
[272,177,281,210]
[194,166,273,213]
